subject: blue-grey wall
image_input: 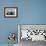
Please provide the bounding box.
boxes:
[0,0,46,44]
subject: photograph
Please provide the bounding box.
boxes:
[4,7,18,18]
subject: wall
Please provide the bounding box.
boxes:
[0,0,46,45]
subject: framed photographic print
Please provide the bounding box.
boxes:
[4,7,18,18]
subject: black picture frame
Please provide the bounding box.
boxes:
[4,7,18,18]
